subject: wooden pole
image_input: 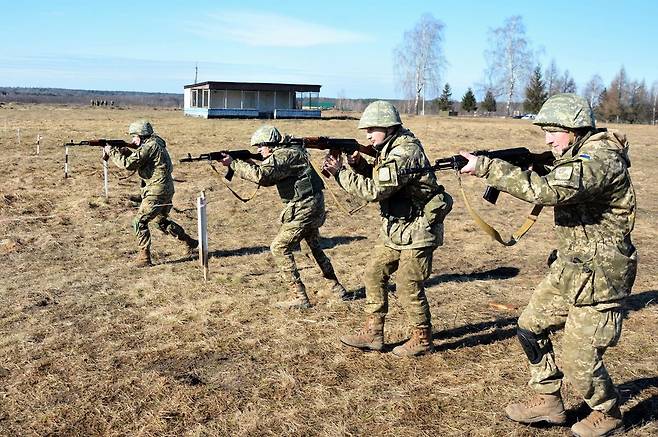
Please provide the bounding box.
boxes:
[197,191,209,280]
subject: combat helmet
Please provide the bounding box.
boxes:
[358,100,402,129]
[128,120,154,136]
[533,93,595,130]
[250,125,282,146]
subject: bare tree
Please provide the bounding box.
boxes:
[557,70,577,93]
[583,74,604,108]
[393,13,446,115]
[544,59,560,96]
[484,16,534,116]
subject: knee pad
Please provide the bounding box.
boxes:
[155,218,171,234]
[517,328,551,365]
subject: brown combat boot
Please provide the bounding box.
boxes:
[135,248,152,268]
[392,325,434,357]
[505,393,566,425]
[571,406,623,437]
[339,315,385,351]
[275,282,311,310]
[328,279,350,300]
[186,237,199,255]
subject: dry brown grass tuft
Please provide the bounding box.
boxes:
[1,104,656,436]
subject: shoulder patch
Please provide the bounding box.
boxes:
[375,161,399,187]
[551,162,581,188]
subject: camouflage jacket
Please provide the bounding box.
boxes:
[475,129,637,305]
[108,135,174,198]
[336,128,451,250]
[230,144,326,228]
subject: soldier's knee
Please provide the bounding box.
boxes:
[516,328,552,365]
[132,216,148,234]
[155,218,170,234]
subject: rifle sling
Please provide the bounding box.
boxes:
[307,159,366,216]
[208,161,260,203]
[458,175,543,246]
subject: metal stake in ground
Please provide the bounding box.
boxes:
[197,191,209,280]
[103,159,109,198]
[36,134,41,155]
[64,145,69,178]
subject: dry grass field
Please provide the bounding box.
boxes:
[1,104,656,436]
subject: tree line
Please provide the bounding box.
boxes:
[393,14,657,124]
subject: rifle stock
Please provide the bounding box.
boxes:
[179,150,264,181]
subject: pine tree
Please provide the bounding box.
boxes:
[438,83,453,111]
[482,90,497,113]
[461,88,477,112]
[524,66,548,113]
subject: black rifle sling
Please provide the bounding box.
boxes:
[208,161,260,203]
[457,174,543,246]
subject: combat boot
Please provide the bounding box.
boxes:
[505,393,566,425]
[392,325,434,357]
[339,315,385,351]
[571,406,623,437]
[275,282,311,310]
[180,235,198,255]
[135,248,152,268]
[328,279,350,301]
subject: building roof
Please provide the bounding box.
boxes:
[184,81,321,92]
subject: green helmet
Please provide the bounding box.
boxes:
[533,93,595,130]
[250,125,282,146]
[128,120,154,136]
[357,100,402,129]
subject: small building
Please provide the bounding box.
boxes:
[183,81,321,119]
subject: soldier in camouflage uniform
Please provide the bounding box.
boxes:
[323,101,453,357]
[105,120,198,267]
[460,94,636,437]
[219,125,349,310]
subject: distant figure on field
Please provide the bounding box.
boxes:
[459,93,637,437]
[322,100,453,358]
[219,125,350,309]
[104,120,198,267]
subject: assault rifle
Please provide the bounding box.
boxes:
[399,147,554,204]
[64,139,137,161]
[179,150,264,181]
[285,136,377,177]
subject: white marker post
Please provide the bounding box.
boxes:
[64,146,69,178]
[197,191,209,280]
[36,134,41,155]
[103,159,109,198]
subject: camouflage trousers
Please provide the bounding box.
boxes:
[364,243,434,327]
[270,222,338,286]
[518,274,624,412]
[133,195,192,250]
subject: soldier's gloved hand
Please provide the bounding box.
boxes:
[347,151,361,165]
[322,154,342,176]
[459,151,478,175]
[102,145,112,160]
[219,154,233,167]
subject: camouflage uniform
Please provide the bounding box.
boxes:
[109,121,196,255]
[230,128,345,305]
[474,95,636,415]
[336,127,451,328]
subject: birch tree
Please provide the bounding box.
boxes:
[583,74,604,109]
[394,13,446,115]
[484,16,533,116]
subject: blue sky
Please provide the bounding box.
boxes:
[1,0,656,99]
